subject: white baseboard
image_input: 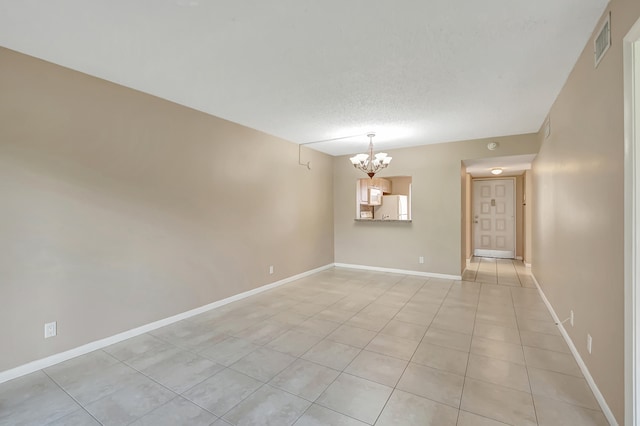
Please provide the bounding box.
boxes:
[531,273,618,426]
[525,262,532,268]
[334,263,462,280]
[0,263,334,385]
[516,256,523,260]
[466,258,472,266]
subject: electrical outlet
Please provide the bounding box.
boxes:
[419,256,424,264]
[587,334,592,354]
[44,321,57,338]
[570,310,574,327]
[269,265,274,275]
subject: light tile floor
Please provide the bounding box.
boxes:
[0,259,608,425]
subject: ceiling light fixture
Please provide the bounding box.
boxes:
[491,167,503,175]
[349,133,392,178]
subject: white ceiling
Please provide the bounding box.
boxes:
[463,154,537,177]
[0,0,608,156]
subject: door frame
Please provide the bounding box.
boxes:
[472,177,517,259]
[624,16,640,426]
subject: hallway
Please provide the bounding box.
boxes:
[462,257,535,288]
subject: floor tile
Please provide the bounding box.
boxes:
[344,350,407,387]
[380,319,427,340]
[422,327,472,352]
[198,336,260,366]
[83,374,176,426]
[376,389,458,426]
[131,346,224,393]
[465,353,530,392]
[233,321,290,345]
[345,313,391,332]
[523,346,582,377]
[393,308,437,326]
[266,329,324,356]
[45,409,101,426]
[302,340,361,370]
[533,394,608,426]
[470,336,525,365]
[0,372,81,426]
[411,342,469,375]
[457,411,510,426]
[316,373,392,424]
[325,324,377,349]
[528,367,600,410]
[431,313,475,335]
[314,308,356,323]
[128,396,217,426]
[396,362,464,407]
[473,322,521,344]
[269,359,340,401]
[296,318,341,337]
[223,384,310,426]
[293,404,367,425]
[518,318,560,335]
[47,358,141,406]
[182,369,262,417]
[520,330,570,354]
[364,334,419,360]
[460,378,537,426]
[230,347,296,382]
[270,311,310,327]
[104,333,174,362]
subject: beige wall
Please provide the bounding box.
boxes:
[515,175,524,259]
[334,134,539,276]
[0,47,335,372]
[524,170,533,264]
[532,0,640,422]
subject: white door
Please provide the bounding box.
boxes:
[473,179,515,258]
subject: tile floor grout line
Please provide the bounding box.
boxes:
[509,284,540,426]
[454,279,481,426]
[41,368,106,426]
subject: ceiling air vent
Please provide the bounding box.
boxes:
[594,12,611,68]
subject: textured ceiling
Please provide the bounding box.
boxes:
[0,0,608,155]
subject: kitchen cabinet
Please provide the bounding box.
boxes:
[358,178,391,205]
[371,178,392,194]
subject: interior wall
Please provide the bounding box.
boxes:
[515,175,524,259]
[465,173,472,262]
[334,134,539,276]
[532,0,640,421]
[0,47,335,372]
[524,170,533,265]
[460,165,468,271]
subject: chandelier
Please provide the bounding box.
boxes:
[349,133,392,178]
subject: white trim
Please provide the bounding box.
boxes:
[0,263,334,385]
[524,262,532,268]
[531,273,618,426]
[624,17,640,426]
[515,256,523,261]
[466,258,472,266]
[334,263,462,280]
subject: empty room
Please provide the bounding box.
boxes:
[1,0,640,425]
